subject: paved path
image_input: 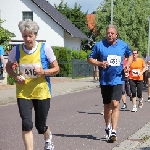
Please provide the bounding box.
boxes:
[0,78,150,149]
[0,77,99,105]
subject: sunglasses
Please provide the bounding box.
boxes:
[133,53,137,54]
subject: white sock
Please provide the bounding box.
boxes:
[45,132,52,143]
[133,105,136,108]
[106,124,111,130]
[111,129,116,133]
[139,98,143,102]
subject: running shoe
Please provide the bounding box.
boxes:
[131,107,137,112]
[108,132,117,143]
[121,104,127,110]
[105,128,111,141]
[138,102,143,108]
[148,97,150,102]
[44,141,54,150]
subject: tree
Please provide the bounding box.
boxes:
[54,0,97,50]
[95,0,150,54]
[54,0,88,34]
[0,19,14,50]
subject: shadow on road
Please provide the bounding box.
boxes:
[77,111,101,115]
[53,134,100,140]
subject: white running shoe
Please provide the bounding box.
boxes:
[44,141,54,150]
[105,128,111,141]
[131,107,137,112]
[138,102,143,108]
[44,132,54,150]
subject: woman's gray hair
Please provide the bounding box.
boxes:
[18,19,39,34]
[106,24,118,33]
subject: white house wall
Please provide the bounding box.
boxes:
[0,0,81,49]
[64,32,81,50]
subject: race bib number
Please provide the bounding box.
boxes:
[132,69,140,77]
[19,64,40,78]
[107,55,121,66]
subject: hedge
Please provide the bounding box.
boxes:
[7,47,91,84]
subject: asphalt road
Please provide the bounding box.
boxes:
[0,87,150,150]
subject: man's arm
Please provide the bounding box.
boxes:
[87,58,103,67]
[126,55,133,66]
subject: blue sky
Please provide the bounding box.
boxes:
[48,0,104,13]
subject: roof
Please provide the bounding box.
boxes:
[31,0,88,39]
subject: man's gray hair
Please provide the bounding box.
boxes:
[106,24,118,33]
[18,19,39,34]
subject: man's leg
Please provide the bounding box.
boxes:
[121,82,127,109]
[101,85,112,140]
[104,104,111,127]
[111,100,120,131]
[17,98,33,150]
[108,84,122,142]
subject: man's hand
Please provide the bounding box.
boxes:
[102,61,109,69]
[124,64,130,72]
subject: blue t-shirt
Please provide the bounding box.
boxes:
[0,45,4,67]
[88,39,132,85]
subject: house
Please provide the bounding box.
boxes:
[0,0,88,50]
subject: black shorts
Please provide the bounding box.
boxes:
[148,72,150,78]
[17,98,50,134]
[100,84,122,104]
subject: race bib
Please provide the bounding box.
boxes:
[132,69,140,77]
[107,55,121,66]
[19,64,40,78]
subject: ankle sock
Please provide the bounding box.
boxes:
[106,124,111,130]
[133,105,136,108]
[111,129,116,133]
[45,132,52,143]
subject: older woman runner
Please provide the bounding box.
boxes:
[6,19,59,150]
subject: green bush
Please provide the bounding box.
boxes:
[7,75,16,85]
[52,47,91,77]
[6,47,91,84]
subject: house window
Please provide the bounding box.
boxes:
[22,12,33,20]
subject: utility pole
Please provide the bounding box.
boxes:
[148,16,150,56]
[111,0,114,24]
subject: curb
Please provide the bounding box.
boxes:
[112,122,150,150]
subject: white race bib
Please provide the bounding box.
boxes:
[107,55,121,66]
[132,69,140,77]
[19,64,40,78]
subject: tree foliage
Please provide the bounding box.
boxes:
[54,0,97,50]
[95,0,150,54]
[54,0,88,34]
[0,19,14,50]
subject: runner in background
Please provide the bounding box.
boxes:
[142,52,148,87]
[129,50,146,112]
[121,56,132,110]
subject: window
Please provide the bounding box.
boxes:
[22,12,33,21]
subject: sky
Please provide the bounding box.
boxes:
[48,0,104,13]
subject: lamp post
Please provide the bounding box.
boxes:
[148,16,150,56]
[111,0,114,24]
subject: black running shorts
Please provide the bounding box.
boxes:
[100,84,122,104]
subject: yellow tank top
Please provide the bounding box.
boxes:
[16,42,51,100]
